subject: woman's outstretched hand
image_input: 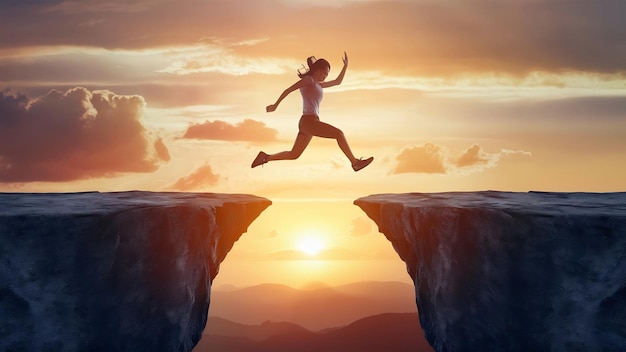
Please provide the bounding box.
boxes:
[342,51,348,66]
[266,104,277,113]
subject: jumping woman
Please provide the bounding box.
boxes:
[251,52,374,171]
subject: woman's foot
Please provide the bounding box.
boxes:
[352,156,374,172]
[251,151,269,168]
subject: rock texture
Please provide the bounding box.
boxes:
[0,192,270,352]
[355,191,626,352]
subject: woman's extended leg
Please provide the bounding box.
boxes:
[267,131,312,161]
[251,131,312,168]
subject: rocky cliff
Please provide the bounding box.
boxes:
[355,191,626,352]
[0,192,270,352]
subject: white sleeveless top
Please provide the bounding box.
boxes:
[300,76,323,116]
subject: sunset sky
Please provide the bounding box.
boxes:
[1,0,625,288]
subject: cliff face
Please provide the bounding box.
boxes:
[0,192,270,352]
[355,192,626,352]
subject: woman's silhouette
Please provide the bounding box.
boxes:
[251,52,373,171]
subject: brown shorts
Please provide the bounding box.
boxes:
[298,114,319,130]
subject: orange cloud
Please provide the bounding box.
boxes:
[182,119,278,143]
[454,145,533,174]
[391,143,531,175]
[154,137,171,162]
[392,143,447,174]
[455,144,491,168]
[156,39,298,76]
[1,0,623,77]
[170,164,219,191]
[0,87,168,182]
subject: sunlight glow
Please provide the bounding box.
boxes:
[339,70,626,99]
[296,234,324,256]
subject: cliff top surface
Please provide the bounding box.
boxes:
[0,191,271,216]
[355,191,626,216]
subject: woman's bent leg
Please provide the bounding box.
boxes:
[299,116,358,164]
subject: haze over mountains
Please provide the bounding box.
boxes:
[208,281,418,330]
[195,281,433,351]
[194,313,433,352]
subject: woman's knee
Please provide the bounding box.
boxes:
[333,128,345,140]
[319,124,343,139]
[287,149,304,159]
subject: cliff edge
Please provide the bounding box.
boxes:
[0,192,271,352]
[355,191,626,352]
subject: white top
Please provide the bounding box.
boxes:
[300,76,323,116]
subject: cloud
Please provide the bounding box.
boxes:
[455,144,492,168]
[157,40,298,76]
[153,137,171,162]
[182,118,278,143]
[392,143,448,174]
[351,216,373,237]
[391,143,531,175]
[46,0,153,14]
[170,164,219,191]
[1,0,624,76]
[454,144,532,174]
[0,87,168,182]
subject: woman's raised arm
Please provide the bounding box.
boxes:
[321,52,348,88]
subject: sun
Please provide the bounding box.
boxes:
[296,236,324,257]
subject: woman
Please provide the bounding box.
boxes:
[251,52,373,172]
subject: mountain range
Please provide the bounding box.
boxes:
[194,281,433,351]
[208,281,418,330]
[194,313,433,352]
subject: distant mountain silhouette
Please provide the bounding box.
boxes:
[208,281,417,330]
[205,317,310,341]
[318,312,432,352]
[194,313,433,352]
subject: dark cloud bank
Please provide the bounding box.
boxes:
[0,87,168,182]
[1,0,624,75]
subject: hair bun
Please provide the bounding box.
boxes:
[298,56,322,78]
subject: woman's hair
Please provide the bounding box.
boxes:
[297,56,330,78]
